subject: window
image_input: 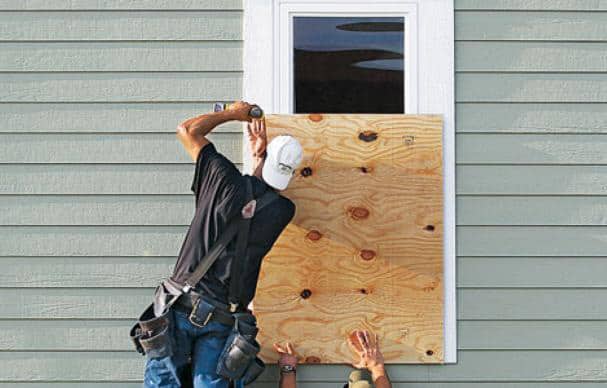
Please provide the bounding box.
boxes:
[244,0,455,363]
[293,16,405,113]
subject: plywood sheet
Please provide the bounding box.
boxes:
[254,114,444,364]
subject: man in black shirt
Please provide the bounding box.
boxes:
[143,101,303,388]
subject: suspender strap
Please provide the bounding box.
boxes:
[182,180,279,301]
[182,220,240,292]
[227,180,253,312]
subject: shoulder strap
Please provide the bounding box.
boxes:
[182,179,279,298]
[227,180,253,311]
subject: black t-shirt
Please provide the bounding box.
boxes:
[171,143,295,306]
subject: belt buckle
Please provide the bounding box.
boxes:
[188,295,216,328]
[229,303,238,313]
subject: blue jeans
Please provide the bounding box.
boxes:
[143,308,244,388]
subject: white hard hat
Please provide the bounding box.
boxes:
[262,135,303,190]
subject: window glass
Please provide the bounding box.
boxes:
[293,16,404,113]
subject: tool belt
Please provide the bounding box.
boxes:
[130,179,277,385]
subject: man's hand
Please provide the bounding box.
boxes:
[348,330,387,382]
[273,342,297,368]
[247,118,268,158]
[227,100,254,122]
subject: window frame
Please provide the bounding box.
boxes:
[243,0,456,363]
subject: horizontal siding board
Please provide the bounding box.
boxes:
[0,41,242,72]
[2,350,607,381]
[458,257,607,287]
[0,72,241,102]
[3,319,605,351]
[0,319,134,351]
[0,256,173,287]
[0,11,241,41]
[0,0,242,10]
[457,165,607,195]
[460,289,607,320]
[456,74,607,103]
[457,134,607,164]
[0,103,243,133]
[456,42,607,72]
[5,256,607,289]
[0,164,199,194]
[0,226,185,256]
[455,0,607,10]
[456,103,607,134]
[0,133,242,163]
[458,196,607,226]
[458,226,607,256]
[455,11,607,41]
[3,288,607,320]
[459,320,607,350]
[0,195,193,225]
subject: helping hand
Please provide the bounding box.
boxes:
[273,342,298,368]
[247,118,268,158]
[348,330,386,378]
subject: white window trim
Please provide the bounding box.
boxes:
[243,0,456,363]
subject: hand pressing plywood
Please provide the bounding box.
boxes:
[254,114,443,364]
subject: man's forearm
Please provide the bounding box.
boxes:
[279,373,296,388]
[371,367,391,388]
[251,154,265,178]
[182,110,236,138]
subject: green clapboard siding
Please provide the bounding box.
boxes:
[0,42,243,72]
[1,1,607,387]
[0,11,242,40]
[0,0,243,10]
[0,103,243,133]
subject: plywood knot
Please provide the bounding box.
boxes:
[404,135,415,145]
[359,288,368,295]
[306,230,322,241]
[300,289,312,299]
[305,356,321,363]
[426,350,434,356]
[359,166,372,174]
[358,130,378,142]
[308,113,323,122]
[348,206,370,220]
[359,249,376,261]
[300,167,313,177]
[424,225,435,232]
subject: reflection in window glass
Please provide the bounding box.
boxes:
[293,17,404,113]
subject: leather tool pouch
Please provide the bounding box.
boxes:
[216,313,265,385]
[130,303,173,359]
[188,296,216,328]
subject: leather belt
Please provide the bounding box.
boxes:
[174,293,237,327]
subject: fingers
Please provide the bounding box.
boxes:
[273,342,286,354]
[286,342,295,355]
[363,330,372,349]
[259,117,267,136]
[357,330,368,349]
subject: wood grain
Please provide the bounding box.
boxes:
[254,114,444,364]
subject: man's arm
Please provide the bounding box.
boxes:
[273,342,297,388]
[348,331,392,388]
[247,118,268,178]
[176,101,253,161]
